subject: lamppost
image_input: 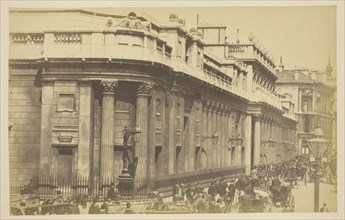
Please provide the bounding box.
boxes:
[307,122,329,212]
[198,132,219,170]
[201,132,219,144]
[229,134,243,165]
[262,138,276,164]
[117,125,141,194]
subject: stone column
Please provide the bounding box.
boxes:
[201,100,206,169]
[78,80,93,178]
[212,103,219,168]
[188,100,195,172]
[229,109,235,166]
[332,116,336,152]
[207,102,213,168]
[135,82,154,180]
[40,80,54,177]
[216,104,221,168]
[245,114,252,174]
[202,100,210,169]
[220,107,226,167]
[147,88,157,178]
[253,114,262,166]
[268,120,272,163]
[168,89,178,174]
[260,117,269,163]
[298,89,302,112]
[272,120,277,163]
[236,113,243,165]
[99,80,118,180]
[312,89,316,112]
[224,107,231,166]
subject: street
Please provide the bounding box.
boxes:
[292,181,337,212]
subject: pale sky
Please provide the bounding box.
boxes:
[92,6,337,73]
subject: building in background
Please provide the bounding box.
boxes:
[275,57,336,158]
[9,9,297,191]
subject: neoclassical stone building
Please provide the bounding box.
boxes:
[9,9,297,188]
[275,58,336,157]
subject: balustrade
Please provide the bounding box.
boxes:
[54,33,81,44]
[12,33,44,44]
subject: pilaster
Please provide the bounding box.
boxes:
[39,80,54,177]
[78,80,93,178]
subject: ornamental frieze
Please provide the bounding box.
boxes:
[213,102,221,112]
[202,99,211,111]
[302,89,313,97]
[106,12,151,31]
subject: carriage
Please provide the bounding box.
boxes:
[269,183,294,212]
[10,195,41,215]
[238,191,271,213]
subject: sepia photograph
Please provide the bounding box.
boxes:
[0,1,344,219]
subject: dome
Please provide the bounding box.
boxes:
[190,28,197,33]
[313,127,324,137]
[128,12,137,18]
[169,13,178,19]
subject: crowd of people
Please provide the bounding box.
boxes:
[164,157,314,213]
[12,156,336,215]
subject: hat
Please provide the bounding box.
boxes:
[93,196,99,203]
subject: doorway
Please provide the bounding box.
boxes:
[57,149,73,180]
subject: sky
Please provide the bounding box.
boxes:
[91,5,337,73]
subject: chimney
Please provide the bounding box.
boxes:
[294,71,299,80]
[278,56,284,72]
[310,71,317,80]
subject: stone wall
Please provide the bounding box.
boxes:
[9,68,41,186]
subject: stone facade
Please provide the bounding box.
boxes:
[276,59,336,157]
[9,9,297,187]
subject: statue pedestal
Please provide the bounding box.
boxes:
[117,171,134,196]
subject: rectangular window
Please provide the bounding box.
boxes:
[177,38,182,58]
[147,37,154,50]
[156,41,163,53]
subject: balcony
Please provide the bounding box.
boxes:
[226,44,276,75]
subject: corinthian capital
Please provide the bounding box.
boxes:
[252,114,262,122]
[137,82,155,96]
[100,80,118,94]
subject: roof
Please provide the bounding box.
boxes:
[197,23,227,28]
[276,70,316,83]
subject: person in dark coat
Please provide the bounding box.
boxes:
[107,183,118,201]
[185,184,194,202]
[320,203,329,212]
[208,181,218,197]
[68,198,80,214]
[194,182,203,194]
[53,191,66,215]
[218,178,228,197]
[123,202,136,214]
[227,181,236,207]
[88,196,102,214]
